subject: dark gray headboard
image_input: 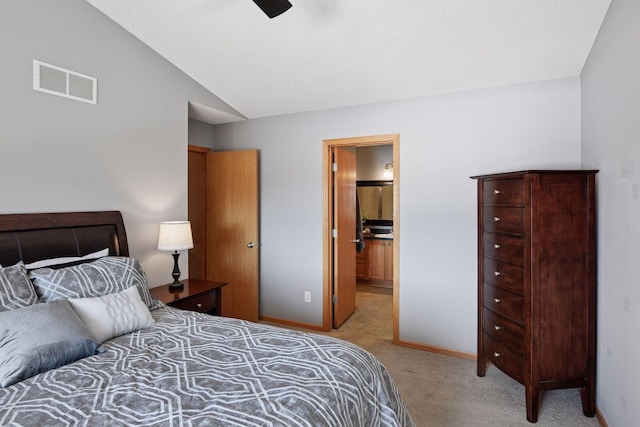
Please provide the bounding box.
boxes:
[0,211,129,267]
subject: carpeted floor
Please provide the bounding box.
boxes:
[271,287,602,427]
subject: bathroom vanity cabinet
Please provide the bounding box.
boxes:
[356,237,392,286]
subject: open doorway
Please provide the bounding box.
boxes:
[322,134,400,344]
[353,147,394,340]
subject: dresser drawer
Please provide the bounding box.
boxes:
[483,284,524,324]
[484,333,524,383]
[483,257,524,294]
[483,206,524,235]
[483,233,524,266]
[483,308,523,353]
[483,178,524,206]
[169,291,217,313]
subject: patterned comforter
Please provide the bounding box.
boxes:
[0,307,414,426]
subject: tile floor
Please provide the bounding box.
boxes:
[333,284,393,340]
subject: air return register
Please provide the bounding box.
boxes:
[33,60,97,104]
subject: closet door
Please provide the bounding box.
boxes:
[206,150,260,322]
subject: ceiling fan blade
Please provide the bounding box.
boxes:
[252,0,292,19]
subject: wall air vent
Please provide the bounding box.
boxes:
[33,60,97,104]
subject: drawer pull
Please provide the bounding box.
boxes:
[493,216,501,222]
[494,325,502,331]
[494,352,501,358]
[494,243,501,249]
[494,270,501,276]
[494,297,501,303]
[493,189,501,195]
[196,303,202,308]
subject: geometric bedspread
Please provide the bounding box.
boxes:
[0,306,414,426]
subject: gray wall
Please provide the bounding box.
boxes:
[188,119,215,150]
[0,0,236,286]
[581,0,639,425]
[214,77,582,352]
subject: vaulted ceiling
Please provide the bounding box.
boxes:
[87,0,611,121]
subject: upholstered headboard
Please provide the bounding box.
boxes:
[0,211,129,267]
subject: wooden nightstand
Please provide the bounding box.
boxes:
[150,279,228,316]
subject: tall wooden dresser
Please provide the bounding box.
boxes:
[471,170,597,423]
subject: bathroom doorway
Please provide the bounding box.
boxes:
[353,146,394,340]
[322,134,400,344]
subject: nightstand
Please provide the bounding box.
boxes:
[150,279,228,315]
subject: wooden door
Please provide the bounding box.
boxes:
[188,145,209,280]
[333,147,357,328]
[206,150,260,322]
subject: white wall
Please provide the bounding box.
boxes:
[214,77,582,352]
[581,0,640,425]
[0,0,237,286]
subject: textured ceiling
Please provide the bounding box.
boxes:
[86,0,611,121]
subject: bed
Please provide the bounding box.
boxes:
[0,211,413,426]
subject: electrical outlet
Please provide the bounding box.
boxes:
[304,291,311,303]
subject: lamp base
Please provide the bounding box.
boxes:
[169,251,184,292]
[168,282,184,292]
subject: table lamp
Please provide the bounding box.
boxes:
[157,221,194,291]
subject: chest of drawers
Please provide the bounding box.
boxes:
[472,170,597,423]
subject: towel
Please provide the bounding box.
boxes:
[355,191,365,253]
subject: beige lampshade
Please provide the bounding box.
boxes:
[157,221,194,251]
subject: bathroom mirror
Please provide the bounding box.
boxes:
[357,180,393,221]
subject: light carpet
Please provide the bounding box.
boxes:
[268,289,601,427]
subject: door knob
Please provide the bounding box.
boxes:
[351,239,361,243]
[247,242,255,248]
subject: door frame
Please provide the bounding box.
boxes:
[188,144,211,280]
[322,133,400,343]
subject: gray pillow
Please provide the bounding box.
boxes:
[0,300,99,387]
[29,256,161,310]
[0,262,39,312]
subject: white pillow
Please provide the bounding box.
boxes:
[24,248,109,269]
[68,285,155,344]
